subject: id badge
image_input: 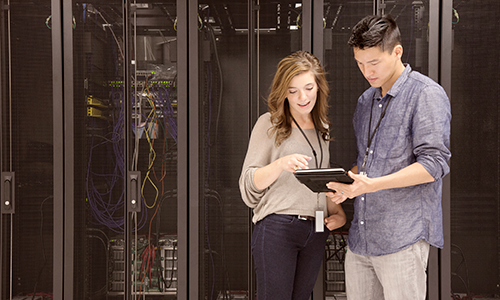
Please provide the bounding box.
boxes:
[315,210,324,232]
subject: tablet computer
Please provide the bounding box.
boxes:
[294,168,353,193]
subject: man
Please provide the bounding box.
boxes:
[326,14,451,300]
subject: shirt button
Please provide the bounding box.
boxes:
[379,103,382,108]
[369,150,373,154]
[361,197,365,201]
[360,220,364,225]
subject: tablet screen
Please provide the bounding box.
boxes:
[294,168,353,193]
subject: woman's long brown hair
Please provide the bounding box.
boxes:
[267,51,331,146]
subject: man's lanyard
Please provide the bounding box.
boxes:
[360,95,393,175]
[291,116,323,169]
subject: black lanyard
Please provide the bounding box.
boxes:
[292,116,323,169]
[360,95,393,173]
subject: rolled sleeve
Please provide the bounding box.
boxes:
[239,113,273,209]
[239,167,266,208]
[412,85,452,180]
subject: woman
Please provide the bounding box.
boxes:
[239,51,346,300]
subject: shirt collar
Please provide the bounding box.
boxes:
[386,63,412,98]
[374,64,412,101]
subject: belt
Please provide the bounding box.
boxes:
[297,215,315,221]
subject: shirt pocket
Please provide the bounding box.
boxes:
[377,123,412,160]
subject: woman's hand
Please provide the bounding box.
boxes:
[279,154,312,173]
[324,208,346,231]
[324,214,346,231]
[325,197,346,231]
[253,153,312,190]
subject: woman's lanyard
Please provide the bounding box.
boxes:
[360,95,393,175]
[292,116,326,232]
[291,116,323,169]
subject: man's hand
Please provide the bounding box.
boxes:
[326,171,373,204]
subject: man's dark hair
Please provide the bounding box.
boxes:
[347,14,401,53]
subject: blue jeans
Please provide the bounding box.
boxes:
[345,239,430,300]
[251,214,329,300]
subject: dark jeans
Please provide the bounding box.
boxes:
[251,214,329,300]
